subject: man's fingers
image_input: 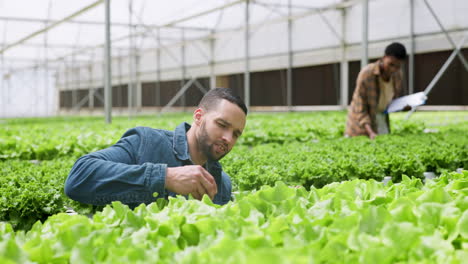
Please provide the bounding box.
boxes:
[199,168,217,193]
[192,186,203,200]
[198,176,214,200]
[198,180,212,200]
[199,167,216,185]
[198,171,217,199]
[168,165,218,200]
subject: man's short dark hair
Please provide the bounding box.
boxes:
[199,87,248,115]
[385,42,407,60]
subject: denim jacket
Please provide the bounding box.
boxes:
[64,122,232,207]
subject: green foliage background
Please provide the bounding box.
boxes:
[0,111,467,263]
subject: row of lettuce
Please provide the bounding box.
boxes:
[225,129,468,190]
[1,112,466,160]
[1,127,467,230]
[0,159,93,230]
[1,171,467,263]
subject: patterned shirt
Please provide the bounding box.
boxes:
[345,60,403,137]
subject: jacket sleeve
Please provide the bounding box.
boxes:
[354,72,372,128]
[64,127,167,206]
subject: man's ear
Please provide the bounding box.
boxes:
[193,108,204,126]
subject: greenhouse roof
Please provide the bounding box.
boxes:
[0,0,356,71]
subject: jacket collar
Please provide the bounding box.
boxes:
[173,122,191,161]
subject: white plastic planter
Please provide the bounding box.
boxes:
[423,172,437,183]
[382,176,392,186]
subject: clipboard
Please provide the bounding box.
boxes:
[386,92,427,113]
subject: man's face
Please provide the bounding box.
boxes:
[196,100,246,161]
[381,55,404,76]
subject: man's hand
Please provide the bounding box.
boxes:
[165,165,217,200]
[365,124,377,140]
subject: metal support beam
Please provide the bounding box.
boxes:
[43,0,355,71]
[71,89,77,110]
[1,20,5,116]
[104,0,112,124]
[253,0,317,11]
[156,28,161,107]
[165,0,245,27]
[117,51,122,101]
[340,8,349,107]
[245,3,285,41]
[34,67,39,116]
[406,34,468,119]
[191,41,210,61]
[0,42,119,50]
[51,0,245,64]
[161,78,196,112]
[128,0,135,118]
[286,0,293,109]
[409,0,415,94]
[76,66,82,110]
[361,0,369,68]
[73,93,90,111]
[317,10,343,43]
[94,89,105,104]
[422,0,468,72]
[209,30,216,89]
[136,54,142,109]
[251,1,286,17]
[194,79,209,94]
[244,0,251,109]
[181,29,186,109]
[70,58,78,110]
[423,34,468,96]
[252,0,360,11]
[42,0,52,116]
[1,56,88,63]
[0,16,210,31]
[0,27,4,116]
[88,64,94,108]
[64,61,69,108]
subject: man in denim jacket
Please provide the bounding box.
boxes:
[65,88,247,207]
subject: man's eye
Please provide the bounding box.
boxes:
[218,122,226,128]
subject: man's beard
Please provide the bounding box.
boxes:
[197,122,228,162]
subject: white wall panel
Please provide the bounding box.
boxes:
[293,10,342,51]
[185,39,210,66]
[250,21,288,57]
[368,0,410,41]
[347,0,468,44]
[159,45,183,69]
[214,31,245,62]
[138,50,157,74]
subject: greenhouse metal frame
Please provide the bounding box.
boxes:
[0,0,467,121]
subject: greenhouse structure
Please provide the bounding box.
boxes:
[0,0,467,119]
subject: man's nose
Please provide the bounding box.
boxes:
[222,131,233,145]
